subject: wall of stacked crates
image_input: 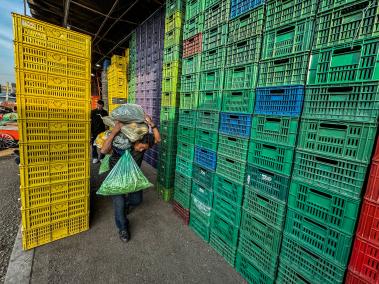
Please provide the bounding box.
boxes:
[13,14,91,249]
[169,0,379,283]
[128,32,137,104]
[135,8,165,168]
[107,54,129,113]
[101,59,111,110]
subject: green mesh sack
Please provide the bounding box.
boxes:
[97,151,153,196]
[99,154,111,174]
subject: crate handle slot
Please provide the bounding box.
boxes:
[234,67,245,72]
[184,93,191,97]
[266,117,281,123]
[333,45,361,55]
[320,123,347,130]
[327,86,353,93]
[270,89,284,94]
[237,41,247,47]
[300,245,320,259]
[238,14,250,25]
[256,193,269,203]
[230,115,239,119]
[210,27,217,34]
[208,50,216,55]
[207,71,215,76]
[231,92,242,96]
[204,112,211,116]
[227,137,237,142]
[226,158,235,164]
[253,215,267,227]
[309,187,332,199]
[202,130,210,135]
[205,92,213,97]
[304,217,327,230]
[211,4,220,10]
[341,1,370,15]
[315,156,338,165]
[200,149,208,153]
[258,169,274,176]
[274,58,289,65]
[277,26,295,35]
[223,178,232,185]
[296,272,311,284]
[263,144,277,150]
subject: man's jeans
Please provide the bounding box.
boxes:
[111,191,143,231]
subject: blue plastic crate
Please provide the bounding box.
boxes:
[255,85,305,117]
[230,0,265,19]
[219,113,252,138]
[195,146,217,171]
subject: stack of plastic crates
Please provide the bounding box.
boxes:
[13,13,91,250]
[277,1,379,283]
[107,54,128,113]
[128,32,137,104]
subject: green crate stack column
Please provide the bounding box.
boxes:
[128,32,137,103]
[277,1,379,283]
[157,0,185,201]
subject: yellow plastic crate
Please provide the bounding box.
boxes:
[18,96,90,121]
[20,160,89,188]
[111,55,127,69]
[21,179,89,209]
[16,71,90,100]
[22,196,89,230]
[165,11,184,32]
[22,214,89,250]
[19,142,90,165]
[12,13,91,59]
[18,120,90,143]
[124,48,130,63]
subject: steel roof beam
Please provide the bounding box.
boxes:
[63,0,71,27]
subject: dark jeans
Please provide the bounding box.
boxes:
[111,190,143,232]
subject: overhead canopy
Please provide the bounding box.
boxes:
[27,0,164,67]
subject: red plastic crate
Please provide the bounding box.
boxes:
[345,270,371,284]
[348,237,379,283]
[173,200,190,225]
[364,161,379,204]
[356,199,379,247]
[183,33,202,58]
[374,139,379,162]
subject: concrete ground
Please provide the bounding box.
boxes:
[7,161,245,284]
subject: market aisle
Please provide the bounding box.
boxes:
[30,162,245,283]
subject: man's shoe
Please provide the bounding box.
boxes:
[92,158,99,164]
[119,230,130,242]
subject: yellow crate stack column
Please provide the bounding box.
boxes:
[12,13,91,250]
[107,54,128,113]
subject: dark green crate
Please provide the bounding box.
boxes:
[189,210,210,242]
[288,179,360,235]
[214,174,244,206]
[183,14,204,40]
[192,163,216,189]
[182,54,202,75]
[248,140,295,176]
[177,123,196,141]
[195,128,218,151]
[185,0,204,21]
[157,183,174,202]
[210,231,237,267]
[222,89,255,113]
[174,184,192,209]
[235,252,275,284]
[307,38,379,85]
[251,115,299,147]
[238,232,278,278]
[210,211,239,247]
[178,109,197,126]
[159,135,178,153]
[243,186,287,231]
[292,150,369,199]
[175,170,192,193]
[176,155,194,177]
[224,64,258,90]
[226,37,262,66]
[216,153,247,184]
[163,45,183,63]
[240,208,283,254]
[245,164,290,203]
[190,194,212,224]
[203,24,228,51]
[164,28,183,48]
[218,134,249,162]
[180,92,199,110]
[201,47,226,71]
[198,90,223,110]
[213,193,242,226]
[228,7,264,43]
[276,259,313,284]
[165,0,185,16]
[197,110,220,130]
[192,181,213,207]
[297,119,377,163]
[180,73,200,93]
[176,140,195,160]
[160,106,179,123]
[200,69,224,91]
[160,120,178,137]
[203,0,230,30]
[284,209,353,266]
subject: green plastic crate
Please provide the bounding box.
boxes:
[163,61,181,78]
[165,11,184,32]
[179,92,199,109]
[165,0,185,16]
[185,0,204,21]
[276,259,313,284]
[176,155,194,177]
[216,153,247,184]
[288,179,360,235]
[174,173,192,209]
[197,110,220,130]
[159,135,178,153]
[214,174,244,206]
[192,163,216,189]
[160,120,178,137]
[183,14,204,40]
[160,106,179,123]
[202,24,228,51]
[180,73,200,92]
[222,89,255,113]
[251,115,299,147]
[177,123,196,141]
[203,0,230,30]
[182,54,201,75]
[213,193,242,226]
[235,252,275,284]
[228,7,264,43]
[162,76,180,93]
[195,128,218,151]
[163,45,182,63]
[157,183,174,202]
[308,38,379,84]
[226,37,262,66]
[190,194,212,224]
[262,19,314,60]
[176,140,195,160]
[314,0,379,49]
[161,92,180,107]
[201,47,226,71]
[210,232,237,267]
[210,211,239,247]
[217,134,249,161]
[318,0,360,13]
[248,140,295,176]
[198,91,223,110]
[292,150,369,199]
[279,235,345,284]
[192,181,213,207]
[284,209,354,266]
[189,210,210,242]
[199,69,225,91]
[178,109,197,126]
[164,28,183,48]
[224,64,258,90]
[297,119,377,163]
[243,186,287,231]
[240,208,283,254]
[258,52,310,87]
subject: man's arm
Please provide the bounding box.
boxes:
[100,121,123,154]
[145,114,161,144]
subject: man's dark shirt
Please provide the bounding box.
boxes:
[91,109,108,137]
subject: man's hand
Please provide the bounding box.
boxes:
[145,114,155,128]
[112,121,123,134]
